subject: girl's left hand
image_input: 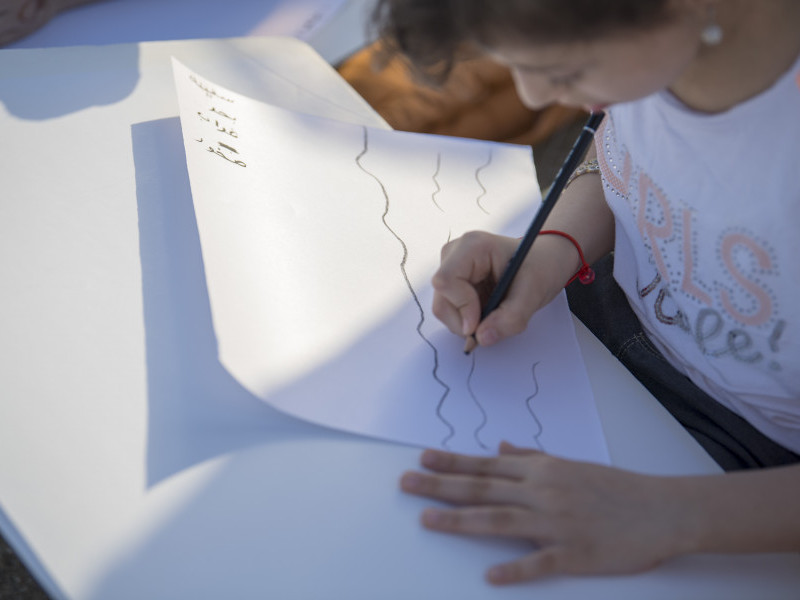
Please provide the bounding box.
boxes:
[399,442,691,585]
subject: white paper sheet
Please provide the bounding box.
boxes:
[172,59,609,463]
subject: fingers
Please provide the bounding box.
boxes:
[471,257,545,346]
[432,232,517,340]
[431,279,480,337]
[487,549,566,584]
[400,444,669,584]
[419,447,538,478]
[400,470,524,505]
[417,507,602,585]
[420,505,540,538]
[419,505,571,584]
[498,441,542,456]
[432,231,547,348]
[431,234,492,337]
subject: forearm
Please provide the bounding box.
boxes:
[530,145,615,288]
[668,464,800,555]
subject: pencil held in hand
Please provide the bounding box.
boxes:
[463,111,605,354]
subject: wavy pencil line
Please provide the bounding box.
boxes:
[355,127,455,446]
[466,352,489,450]
[525,361,544,450]
[475,149,493,215]
[431,152,444,212]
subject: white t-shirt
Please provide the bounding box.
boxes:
[597,54,800,454]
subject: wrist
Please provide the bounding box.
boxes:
[540,230,595,285]
[528,233,585,296]
[632,475,709,562]
[657,476,709,557]
[672,466,800,555]
[654,467,800,557]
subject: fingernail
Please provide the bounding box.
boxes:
[401,472,422,490]
[421,449,440,468]
[478,328,498,346]
[462,317,471,336]
[487,565,509,584]
[422,509,445,526]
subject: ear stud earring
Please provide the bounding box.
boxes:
[701,6,723,45]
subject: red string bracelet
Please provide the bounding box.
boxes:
[540,230,595,285]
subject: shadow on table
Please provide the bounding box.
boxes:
[0,42,139,119]
[132,117,334,488]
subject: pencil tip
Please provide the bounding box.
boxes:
[463,336,477,355]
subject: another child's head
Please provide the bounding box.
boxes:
[372,0,716,111]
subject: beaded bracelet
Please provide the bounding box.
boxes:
[564,158,600,190]
[540,230,595,285]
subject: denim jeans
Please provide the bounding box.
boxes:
[566,254,800,472]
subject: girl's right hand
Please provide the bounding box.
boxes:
[431,230,578,348]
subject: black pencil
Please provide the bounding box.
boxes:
[465,111,605,354]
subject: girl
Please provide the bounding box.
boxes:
[373,0,800,585]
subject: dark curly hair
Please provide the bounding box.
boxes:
[372,0,674,84]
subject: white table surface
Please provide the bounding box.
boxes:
[5,0,367,65]
[1,2,798,598]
